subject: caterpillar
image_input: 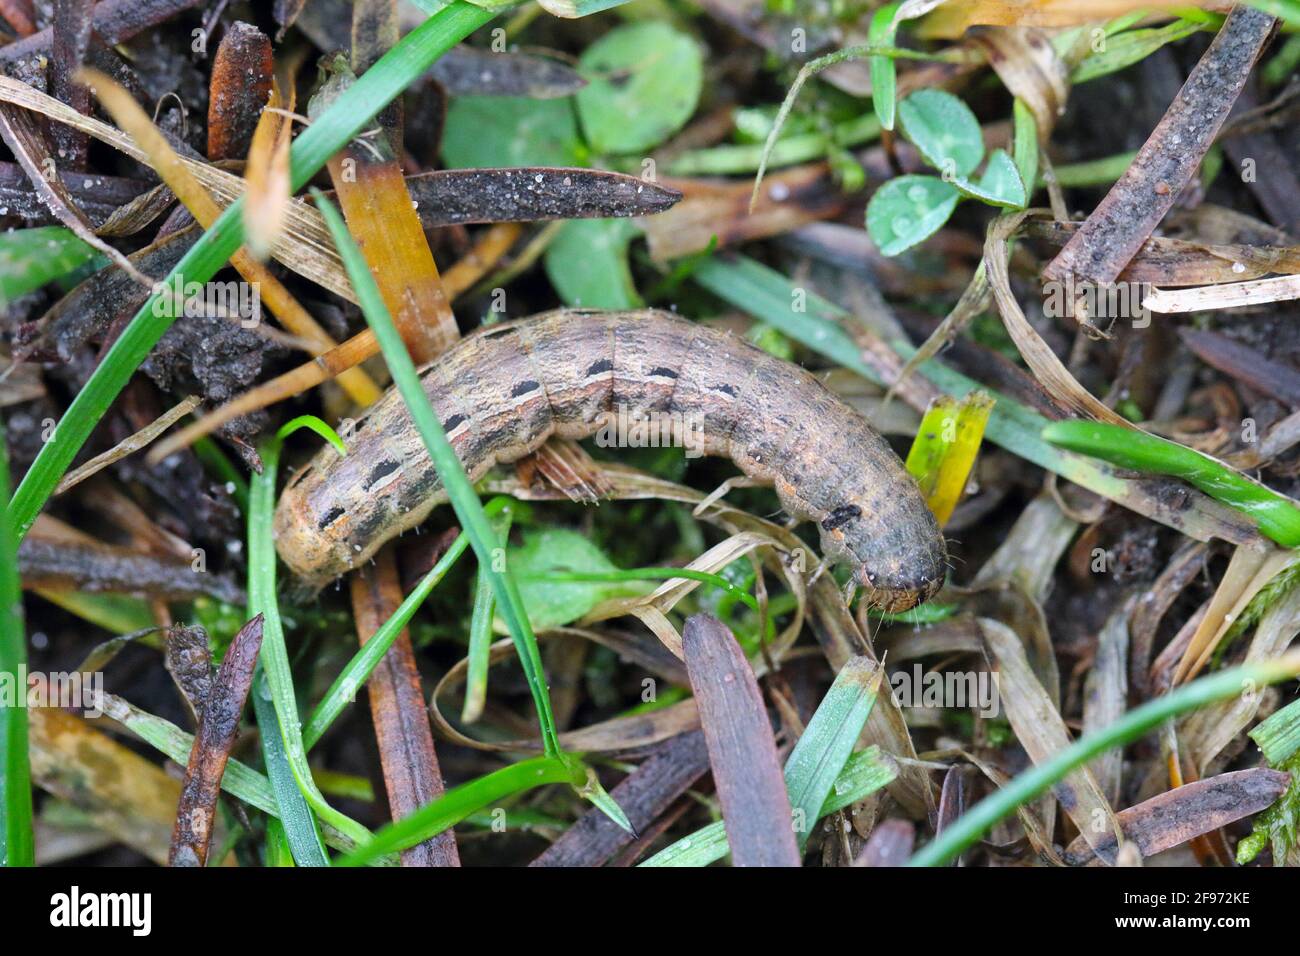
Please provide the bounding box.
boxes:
[273,309,947,611]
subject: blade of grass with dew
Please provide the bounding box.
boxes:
[311,190,563,754]
[783,657,883,850]
[301,501,512,749]
[1042,420,1300,547]
[340,755,586,866]
[249,416,373,862]
[690,254,1257,546]
[312,190,634,832]
[908,652,1300,866]
[1252,696,1300,765]
[463,505,513,724]
[250,669,329,865]
[641,746,896,867]
[5,1,495,543]
[0,424,33,866]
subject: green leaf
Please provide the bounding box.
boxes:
[897,89,984,179]
[952,149,1026,208]
[0,424,33,866]
[441,95,584,168]
[508,528,648,630]
[1072,19,1205,85]
[869,2,901,130]
[0,226,104,306]
[1011,98,1038,202]
[544,218,642,308]
[575,21,703,154]
[866,174,960,256]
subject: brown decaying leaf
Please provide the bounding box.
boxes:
[207,21,274,163]
[683,613,800,867]
[53,394,200,495]
[163,624,215,726]
[1179,327,1300,408]
[1043,7,1276,287]
[1129,540,1208,697]
[1063,768,1291,865]
[169,614,264,867]
[1026,218,1300,285]
[968,26,1068,142]
[351,549,460,868]
[0,0,37,36]
[921,0,1236,38]
[50,0,94,169]
[853,819,916,866]
[531,731,710,867]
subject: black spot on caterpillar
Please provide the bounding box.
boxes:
[274,309,946,611]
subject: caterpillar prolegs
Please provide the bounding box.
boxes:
[273,309,947,611]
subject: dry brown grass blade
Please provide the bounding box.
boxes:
[979,617,1122,862]
[1181,583,1300,774]
[920,1,1234,38]
[1172,540,1297,686]
[54,394,200,495]
[886,264,990,405]
[1082,602,1131,807]
[968,25,1068,141]
[242,77,294,262]
[1145,274,1300,313]
[986,211,1131,425]
[170,614,263,867]
[76,67,381,407]
[1063,768,1291,865]
[684,613,801,867]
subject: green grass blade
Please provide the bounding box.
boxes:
[908,653,1300,866]
[463,506,514,724]
[0,424,33,866]
[783,657,881,849]
[301,501,512,749]
[1251,696,1300,765]
[5,1,494,543]
[1042,419,1300,547]
[0,226,104,306]
[340,754,585,866]
[251,670,330,866]
[311,189,563,755]
[248,421,373,860]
